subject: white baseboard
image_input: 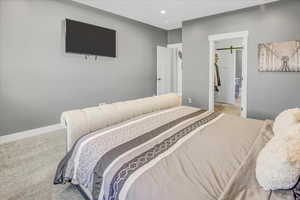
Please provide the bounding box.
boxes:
[0,124,65,144]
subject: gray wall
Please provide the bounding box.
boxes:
[167,28,182,44]
[182,0,300,120]
[0,0,167,135]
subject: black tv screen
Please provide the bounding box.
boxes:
[65,19,116,57]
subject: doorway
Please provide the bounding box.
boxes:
[208,31,248,117]
[157,43,183,96]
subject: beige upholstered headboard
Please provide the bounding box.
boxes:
[61,93,181,151]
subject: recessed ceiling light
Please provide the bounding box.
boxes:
[160,10,166,14]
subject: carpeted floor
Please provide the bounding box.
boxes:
[215,98,241,116]
[0,128,85,200]
[53,184,84,200]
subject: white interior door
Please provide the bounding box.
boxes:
[157,46,172,95]
[215,50,236,104]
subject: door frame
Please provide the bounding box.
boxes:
[208,31,248,117]
[167,43,182,49]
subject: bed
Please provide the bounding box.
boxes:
[54,94,296,200]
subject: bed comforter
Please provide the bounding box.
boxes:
[54,106,294,200]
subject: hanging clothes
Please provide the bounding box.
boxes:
[214,53,221,92]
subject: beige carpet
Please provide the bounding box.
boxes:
[0,129,85,200]
[53,184,84,200]
[215,99,241,116]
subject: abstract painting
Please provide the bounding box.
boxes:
[258,40,300,72]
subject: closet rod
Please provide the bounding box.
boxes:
[216,45,243,54]
[216,46,243,51]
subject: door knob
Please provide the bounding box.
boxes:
[157,78,162,81]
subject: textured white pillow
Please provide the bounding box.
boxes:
[286,124,300,166]
[256,124,300,190]
[273,108,300,137]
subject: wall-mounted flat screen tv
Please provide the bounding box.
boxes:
[65,19,116,57]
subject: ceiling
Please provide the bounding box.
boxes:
[71,0,279,30]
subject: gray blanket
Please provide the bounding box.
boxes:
[54,106,294,200]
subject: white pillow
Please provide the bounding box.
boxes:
[273,108,300,136]
[256,124,300,190]
[286,124,300,165]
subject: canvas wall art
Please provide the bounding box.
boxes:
[258,40,300,72]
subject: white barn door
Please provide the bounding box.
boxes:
[215,50,236,104]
